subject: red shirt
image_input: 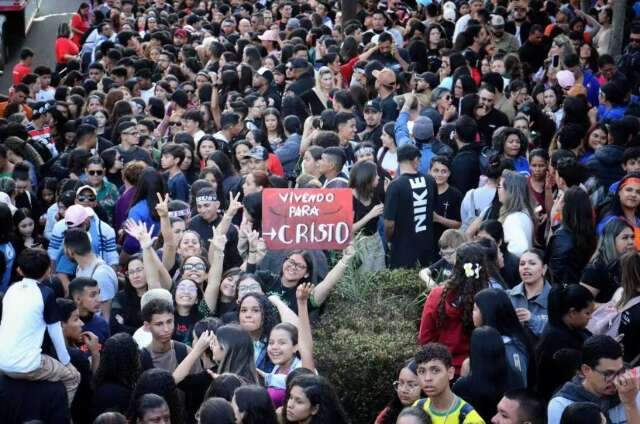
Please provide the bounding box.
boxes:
[418,285,470,374]
[55,37,79,65]
[12,63,31,85]
[70,13,89,46]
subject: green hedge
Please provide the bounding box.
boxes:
[314,263,425,423]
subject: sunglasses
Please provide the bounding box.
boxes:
[630,38,640,43]
[77,195,96,202]
[183,263,207,271]
[88,170,104,176]
[170,122,182,127]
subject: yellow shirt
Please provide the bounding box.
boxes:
[413,396,485,424]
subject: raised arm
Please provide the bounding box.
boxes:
[269,295,300,327]
[296,283,316,371]
[125,221,172,290]
[173,330,214,384]
[215,192,244,236]
[204,233,227,314]
[312,245,355,306]
[156,193,177,271]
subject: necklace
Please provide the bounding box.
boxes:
[441,394,458,424]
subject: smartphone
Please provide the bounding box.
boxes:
[552,55,559,67]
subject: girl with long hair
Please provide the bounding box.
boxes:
[212,324,259,384]
[302,67,335,115]
[418,242,489,374]
[473,288,535,386]
[547,186,597,285]
[110,254,148,335]
[492,128,530,176]
[91,333,141,419]
[123,168,167,255]
[498,170,535,256]
[612,252,640,363]
[581,218,635,303]
[508,249,552,337]
[453,326,524,421]
[283,374,349,424]
[535,284,594,400]
[261,108,286,151]
[374,359,422,424]
[350,160,385,272]
[377,122,398,177]
[232,385,279,424]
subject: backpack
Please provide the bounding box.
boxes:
[140,341,189,371]
[587,289,640,337]
[414,398,474,424]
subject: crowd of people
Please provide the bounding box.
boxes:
[0,0,639,422]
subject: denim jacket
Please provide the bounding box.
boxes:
[508,281,551,336]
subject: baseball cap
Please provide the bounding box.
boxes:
[258,29,280,42]
[397,144,422,162]
[412,117,434,142]
[416,72,440,89]
[363,99,381,113]
[65,204,94,228]
[257,67,274,83]
[372,68,397,87]
[174,28,188,38]
[557,70,576,89]
[81,115,99,127]
[490,14,505,27]
[289,58,309,69]
[76,185,97,196]
[244,146,269,160]
[117,120,138,134]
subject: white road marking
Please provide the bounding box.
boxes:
[33,12,73,22]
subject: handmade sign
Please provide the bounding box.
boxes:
[262,188,353,250]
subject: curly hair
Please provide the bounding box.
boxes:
[238,292,279,343]
[127,369,185,424]
[93,333,141,389]
[282,374,348,424]
[436,242,489,334]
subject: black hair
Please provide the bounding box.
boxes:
[547,283,594,325]
[414,342,452,368]
[204,373,245,402]
[141,298,175,322]
[560,402,605,424]
[16,248,50,279]
[64,228,93,256]
[56,298,77,322]
[130,168,167,221]
[233,385,279,424]
[321,146,346,171]
[503,389,546,424]
[454,116,478,143]
[128,369,184,424]
[198,398,236,424]
[93,333,141,389]
[133,394,168,421]
[283,374,348,424]
[161,142,186,166]
[581,335,623,368]
[69,277,98,298]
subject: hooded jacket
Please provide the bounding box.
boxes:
[587,144,625,190]
[548,376,634,424]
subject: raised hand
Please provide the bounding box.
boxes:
[296,282,314,303]
[155,192,170,218]
[210,233,227,252]
[124,220,155,249]
[194,330,214,353]
[226,192,243,217]
[81,331,100,353]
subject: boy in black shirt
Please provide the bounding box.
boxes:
[384,144,437,268]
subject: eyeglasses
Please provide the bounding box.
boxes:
[184,90,195,94]
[593,366,628,382]
[177,284,198,293]
[285,258,307,271]
[77,195,96,202]
[183,263,207,271]
[88,170,104,176]
[393,381,420,391]
[440,94,452,101]
[128,267,144,275]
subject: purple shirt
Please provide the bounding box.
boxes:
[114,187,135,233]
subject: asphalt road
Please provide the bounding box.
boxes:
[0,0,85,94]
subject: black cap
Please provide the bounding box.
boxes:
[397,144,422,162]
[244,146,269,160]
[289,58,309,69]
[363,99,382,112]
[416,72,440,90]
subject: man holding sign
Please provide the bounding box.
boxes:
[384,144,436,269]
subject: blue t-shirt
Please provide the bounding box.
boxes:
[168,171,189,202]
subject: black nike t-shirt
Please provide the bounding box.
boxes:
[384,172,436,268]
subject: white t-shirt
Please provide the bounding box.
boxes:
[76,257,118,302]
